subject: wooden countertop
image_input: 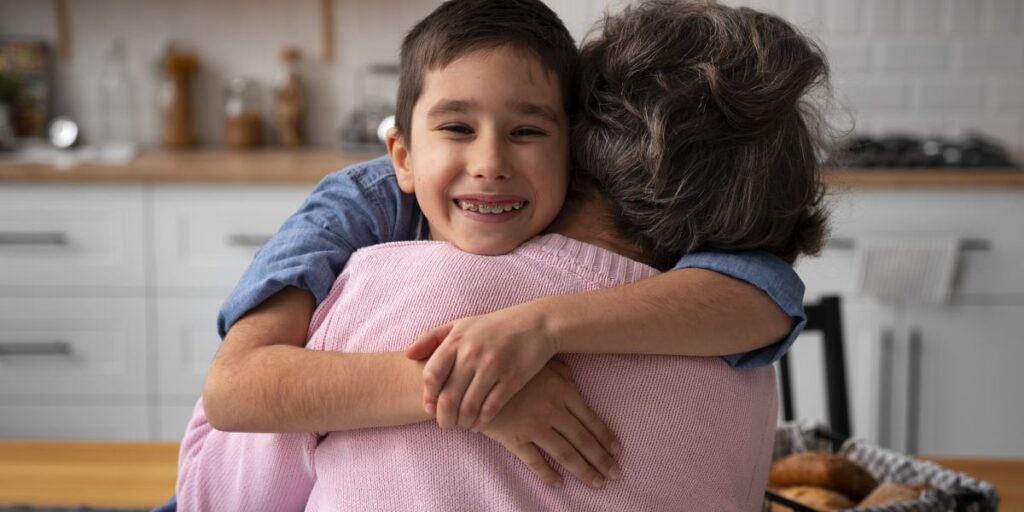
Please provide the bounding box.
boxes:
[0,147,1021,188]
[0,440,1021,509]
[0,148,382,184]
[827,167,1024,189]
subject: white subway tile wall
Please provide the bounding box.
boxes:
[0,0,1021,151]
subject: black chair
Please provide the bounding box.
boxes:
[777,295,851,439]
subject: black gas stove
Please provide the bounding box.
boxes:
[838,133,1018,169]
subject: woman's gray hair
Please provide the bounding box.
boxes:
[572,0,831,267]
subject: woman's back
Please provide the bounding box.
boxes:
[306,234,777,511]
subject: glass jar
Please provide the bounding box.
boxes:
[223,77,263,148]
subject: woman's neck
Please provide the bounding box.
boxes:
[546,195,653,266]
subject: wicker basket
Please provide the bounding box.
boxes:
[765,422,999,512]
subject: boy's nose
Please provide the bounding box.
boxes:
[468,136,511,181]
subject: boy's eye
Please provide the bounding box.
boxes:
[440,124,473,135]
[512,127,546,137]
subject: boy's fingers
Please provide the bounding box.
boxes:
[566,395,621,457]
[435,367,474,429]
[534,429,605,489]
[406,324,451,360]
[421,345,457,412]
[554,408,620,481]
[548,359,572,379]
[459,375,498,430]
[505,442,563,487]
[473,382,514,429]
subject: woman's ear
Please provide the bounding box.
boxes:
[386,127,415,194]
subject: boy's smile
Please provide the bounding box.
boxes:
[388,46,570,255]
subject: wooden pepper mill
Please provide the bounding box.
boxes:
[275,47,305,147]
[162,49,198,147]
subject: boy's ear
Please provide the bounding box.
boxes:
[386,127,415,194]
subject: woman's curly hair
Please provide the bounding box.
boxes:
[572,0,832,267]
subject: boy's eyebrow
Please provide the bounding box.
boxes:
[507,100,562,125]
[427,99,473,118]
[425,99,562,125]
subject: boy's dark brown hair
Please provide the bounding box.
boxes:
[395,0,579,146]
[573,0,831,267]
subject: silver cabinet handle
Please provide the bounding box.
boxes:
[905,327,923,456]
[826,238,990,252]
[0,341,72,356]
[226,234,273,247]
[877,328,894,449]
[0,232,69,245]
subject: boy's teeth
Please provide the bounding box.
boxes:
[458,200,524,214]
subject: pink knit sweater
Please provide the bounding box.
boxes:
[177,234,777,511]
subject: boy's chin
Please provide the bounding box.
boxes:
[451,236,529,256]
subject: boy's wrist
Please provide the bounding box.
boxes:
[528,297,567,354]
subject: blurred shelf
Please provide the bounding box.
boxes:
[828,168,1024,189]
[0,147,383,184]
[1,147,1022,188]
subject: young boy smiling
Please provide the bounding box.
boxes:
[389,45,570,256]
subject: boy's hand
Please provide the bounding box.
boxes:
[405,302,557,431]
[479,359,621,488]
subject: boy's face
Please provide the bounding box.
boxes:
[388,46,569,256]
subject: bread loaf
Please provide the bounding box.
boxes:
[858,482,922,507]
[770,486,854,511]
[769,452,878,499]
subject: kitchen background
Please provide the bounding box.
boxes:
[2,0,1024,148]
[1,0,1022,460]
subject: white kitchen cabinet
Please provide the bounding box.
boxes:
[0,185,146,290]
[152,186,310,290]
[159,403,199,442]
[907,304,1024,457]
[0,403,150,441]
[794,189,1024,457]
[0,297,148,397]
[0,182,313,441]
[154,296,224,399]
[798,190,1024,298]
[785,299,898,446]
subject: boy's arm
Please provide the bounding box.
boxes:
[203,287,428,432]
[408,250,804,430]
[203,287,620,486]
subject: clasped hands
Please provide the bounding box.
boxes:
[404,302,621,488]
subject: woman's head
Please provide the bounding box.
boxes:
[572,0,831,267]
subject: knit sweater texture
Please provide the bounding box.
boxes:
[177,234,777,511]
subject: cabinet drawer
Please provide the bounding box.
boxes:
[0,298,148,396]
[158,402,199,442]
[152,185,310,289]
[0,403,149,440]
[0,185,146,289]
[798,191,1024,297]
[154,296,222,398]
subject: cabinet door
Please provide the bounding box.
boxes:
[906,304,1024,457]
[0,403,149,440]
[154,296,222,399]
[0,184,145,289]
[0,297,148,396]
[785,296,896,447]
[798,191,1024,298]
[158,403,199,442]
[152,185,311,290]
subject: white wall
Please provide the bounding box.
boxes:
[2,0,1023,150]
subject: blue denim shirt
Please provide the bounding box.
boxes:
[216,155,806,369]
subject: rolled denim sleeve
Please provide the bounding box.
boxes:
[674,250,807,368]
[216,156,420,338]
